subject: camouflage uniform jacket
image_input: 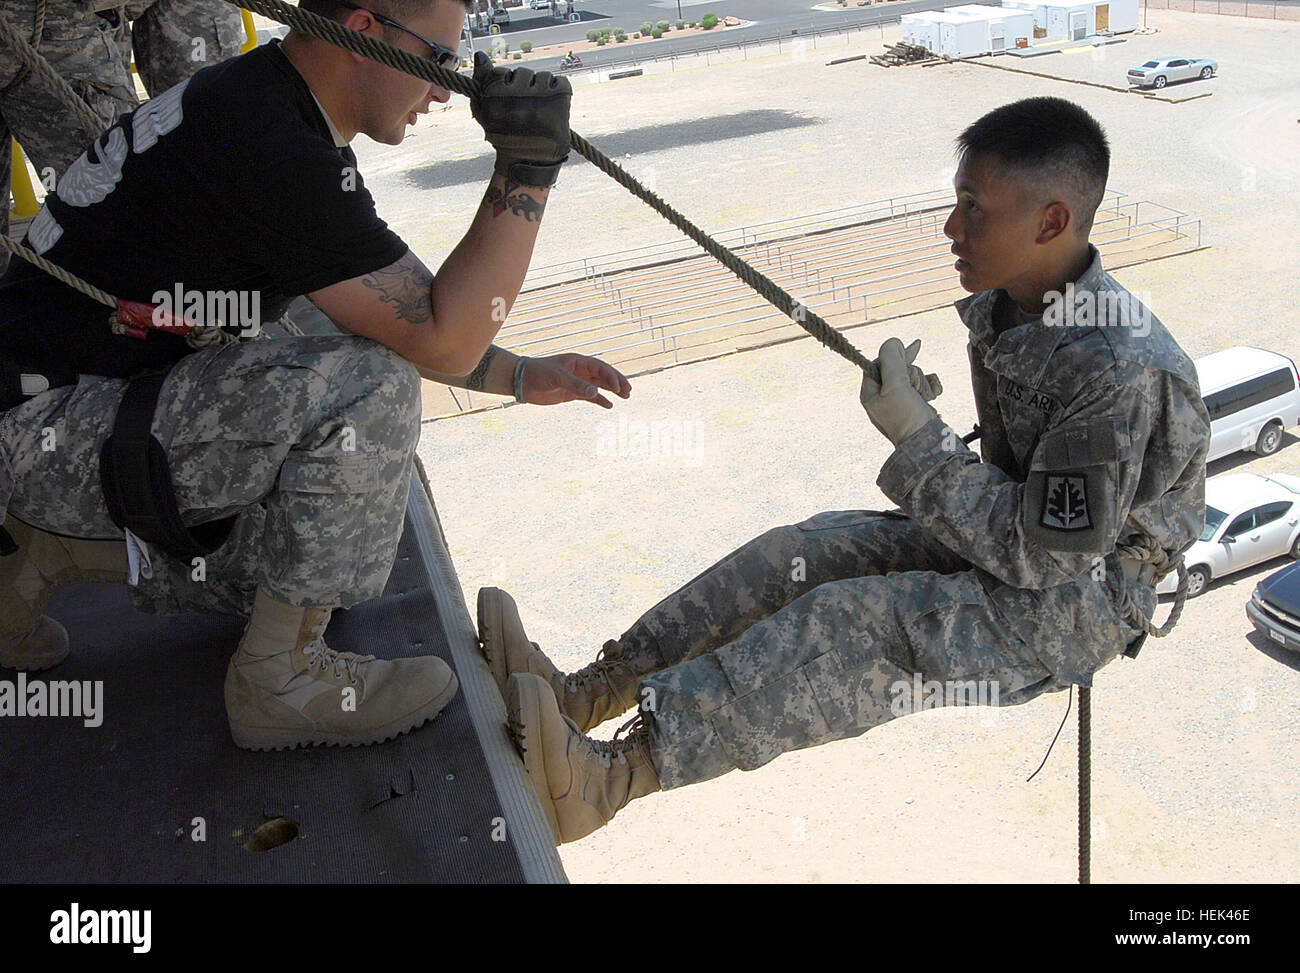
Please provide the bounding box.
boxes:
[878,247,1210,604]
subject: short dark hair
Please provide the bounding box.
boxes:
[298,0,473,22]
[956,97,1110,236]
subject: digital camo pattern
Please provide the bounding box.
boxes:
[633,512,1069,788]
[126,0,244,99]
[627,249,1207,789]
[1,1,139,271]
[0,335,422,616]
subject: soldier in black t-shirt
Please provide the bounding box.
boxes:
[0,0,631,751]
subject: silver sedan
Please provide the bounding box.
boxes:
[1127,57,1218,89]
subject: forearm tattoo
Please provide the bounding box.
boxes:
[466,345,498,391]
[362,253,434,323]
[484,178,545,222]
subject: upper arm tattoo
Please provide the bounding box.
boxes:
[361,251,434,323]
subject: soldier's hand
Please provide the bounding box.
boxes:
[860,338,940,447]
[521,353,631,408]
[471,51,571,188]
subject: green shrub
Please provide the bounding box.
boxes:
[702,13,719,29]
[676,19,685,29]
[688,21,696,28]
[640,21,653,34]
[656,20,670,31]
[596,36,606,45]
[616,32,627,41]
[651,27,663,38]
[586,28,600,42]
[520,40,532,52]
[633,31,640,38]
[512,52,521,59]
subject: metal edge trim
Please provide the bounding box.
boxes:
[405,459,568,884]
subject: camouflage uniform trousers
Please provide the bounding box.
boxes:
[0,334,422,624]
[1,1,139,272]
[624,510,1143,789]
[122,0,244,99]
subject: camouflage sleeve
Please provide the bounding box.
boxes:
[876,382,1153,589]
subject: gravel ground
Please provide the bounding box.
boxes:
[355,10,1299,882]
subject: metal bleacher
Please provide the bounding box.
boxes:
[429,189,1204,418]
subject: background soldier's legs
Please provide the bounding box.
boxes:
[129,0,244,98]
[641,568,1073,789]
[0,1,138,270]
[621,510,969,674]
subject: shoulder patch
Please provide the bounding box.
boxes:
[1040,475,1091,531]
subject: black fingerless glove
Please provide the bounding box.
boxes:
[470,51,571,188]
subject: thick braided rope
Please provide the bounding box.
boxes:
[0,234,237,348]
[1115,543,1188,638]
[1078,685,1091,885]
[0,234,115,306]
[33,0,46,50]
[0,0,45,96]
[0,15,105,135]
[229,0,904,385]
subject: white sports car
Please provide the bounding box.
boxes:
[1156,472,1300,598]
[1127,57,1217,89]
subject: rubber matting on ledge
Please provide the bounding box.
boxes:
[0,513,528,883]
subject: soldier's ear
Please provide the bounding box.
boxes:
[1035,201,1072,245]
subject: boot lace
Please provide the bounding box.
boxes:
[303,638,375,686]
[590,713,647,769]
[564,639,632,695]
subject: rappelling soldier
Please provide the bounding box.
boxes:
[484,97,1211,845]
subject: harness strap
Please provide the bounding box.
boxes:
[98,369,236,562]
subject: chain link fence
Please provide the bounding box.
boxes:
[1146,0,1300,20]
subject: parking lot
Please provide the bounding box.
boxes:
[353,9,1300,882]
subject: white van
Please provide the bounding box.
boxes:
[1195,347,1300,463]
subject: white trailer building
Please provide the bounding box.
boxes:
[1001,0,1139,42]
[900,10,947,51]
[944,4,1036,51]
[900,5,1036,58]
[904,4,1034,57]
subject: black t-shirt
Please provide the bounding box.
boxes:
[0,41,407,379]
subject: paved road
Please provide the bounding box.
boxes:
[466,0,960,67]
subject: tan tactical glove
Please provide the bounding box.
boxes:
[859,338,941,447]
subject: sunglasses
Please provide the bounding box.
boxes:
[335,1,462,69]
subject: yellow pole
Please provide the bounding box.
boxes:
[241,8,259,53]
[9,139,40,220]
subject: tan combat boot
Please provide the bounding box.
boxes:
[506,672,660,845]
[478,586,640,732]
[225,587,459,750]
[0,516,128,670]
